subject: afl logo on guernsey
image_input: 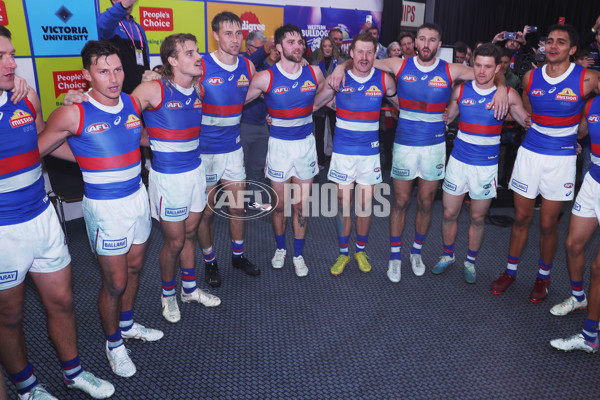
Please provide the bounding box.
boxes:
[588,114,599,123]
[193,98,202,109]
[9,110,34,128]
[273,86,289,95]
[402,75,417,82]
[365,85,383,97]
[300,80,317,92]
[85,122,110,133]
[341,87,355,93]
[125,114,141,129]
[166,101,183,109]
[237,74,250,87]
[461,99,475,106]
[428,76,448,88]
[555,88,578,101]
[208,77,224,85]
[531,89,545,97]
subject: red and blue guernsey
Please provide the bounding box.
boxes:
[264,63,318,140]
[584,97,600,183]
[200,53,252,154]
[523,63,586,156]
[396,57,452,146]
[453,82,507,166]
[68,93,143,200]
[0,92,48,225]
[142,78,202,174]
[334,69,386,156]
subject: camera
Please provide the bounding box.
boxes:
[504,32,517,40]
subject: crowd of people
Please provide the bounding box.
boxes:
[2,0,600,398]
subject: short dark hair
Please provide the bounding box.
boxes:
[574,48,592,60]
[328,28,343,38]
[417,22,442,40]
[367,25,379,34]
[547,23,579,48]
[349,32,377,53]
[501,48,513,59]
[274,24,303,46]
[81,40,120,70]
[454,41,468,54]
[0,25,11,40]
[473,42,502,65]
[398,31,414,43]
[211,11,242,33]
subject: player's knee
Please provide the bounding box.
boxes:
[165,236,185,255]
[105,280,127,299]
[0,304,23,330]
[514,210,533,227]
[45,291,75,316]
[565,235,583,255]
[392,194,409,211]
[417,196,433,214]
[539,219,557,236]
[470,214,485,228]
[590,258,600,279]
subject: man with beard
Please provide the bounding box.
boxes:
[245,24,324,277]
[198,12,260,287]
[313,32,397,276]
[330,23,508,282]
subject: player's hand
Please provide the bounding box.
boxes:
[142,70,161,82]
[492,31,506,44]
[516,31,526,45]
[327,64,348,91]
[489,86,508,119]
[362,21,373,31]
[266,114,272,126]
[63,89,89,105]
[442,109,449,123]
[300,58,309,67]
[10,75,29,104]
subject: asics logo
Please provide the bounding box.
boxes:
[228,74,235,81]
[357,85,364,91]
[292,82,299,89]
[114,116,121,125]
[186,98,192,105]
[421,74,428,80]
[478,98,486,103]
[548,87,556,94]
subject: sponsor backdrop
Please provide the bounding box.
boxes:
[8,0,379,118]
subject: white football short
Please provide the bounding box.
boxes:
[328,153,382,186]
[149,164,207,222]
[0,204,71,290]
[572,174,600,222]
[201,147,246,186]
[509,147,576,201]
[391,142,446,181]
[83,187,151,256]
[443,156,497,200]
[266,135,318,182]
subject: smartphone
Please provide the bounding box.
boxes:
[366,15,372,23]
[529,26,538,32]
[504,32,516,40]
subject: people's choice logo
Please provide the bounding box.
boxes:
[139,7,173,31]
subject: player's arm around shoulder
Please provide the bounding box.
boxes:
[37,104,81,158]
[245,69,270,104]
[314,68,337,110]
[25,87,44,133]
[583,68,600,98]
[374,57,404,77]
[383,72,399,110]
[507,86,530,127]
[578,98,594,139]
[131,79,162,111]
[445,83,462,124]
[520,70,533,114]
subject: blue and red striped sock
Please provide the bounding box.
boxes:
[443,243,455,258]
[411,232,426,255]
[9,363,38,395]
[356,234,368,253]
[119,309,133,332]
[202,247,216,264]
[537,258,552,280]
[571,279,585,302]
[582,318,599,344]
[162,278,176,297]
[505,254,519,277]
[105,329,124,350]
[60,356,83,381]
[466,249,478,265]
[339,235,349,254]
[390,235,402,261]
[180,267,197,294]
[232,240,244,258]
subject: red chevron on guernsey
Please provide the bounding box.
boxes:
[532,112,581,126]
[0,148,39,175]
[399,98,446,112]
[459,121,502,135]
[267,105,312,118]
[337,108,379,120]
[202,103,243,116]
[75,148,140,170]
[146,126,199,140]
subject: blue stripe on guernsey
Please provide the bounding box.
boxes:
[453,82,505,165]
[264,63,318,140]
[200,53,252,154]
[9,364,38,395]
[334,69,385,156]
[143,78,202,174]
[396,57,452,146]
[67,93,143,200]
[0,91,49,225]
[585,96,600,183]
[522,63,586,156]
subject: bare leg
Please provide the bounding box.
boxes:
[538,198,565,266]
[389,178,413,237]
[441,191,466,246]
[291,177,314,240]
[197,184,217,250]
[336,183,354,237]
[467,198,493,252]
[0,283,27,375]
[507,193,535,258]
[355,184,374,236]
[414,178,439,236]
[565,215,599,282]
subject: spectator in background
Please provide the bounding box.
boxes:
[500,48,521,90]
[311,28,349,63]
[465,45,472,66]
[398,32,416,59]
[580,15,600,71]
[454,41,468,64]
[312,36,342,169]
[492,26,535,74]
[97,0,149,94]
[386,41,401,58]
[365,24,388,59]
[574,48,595,68]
